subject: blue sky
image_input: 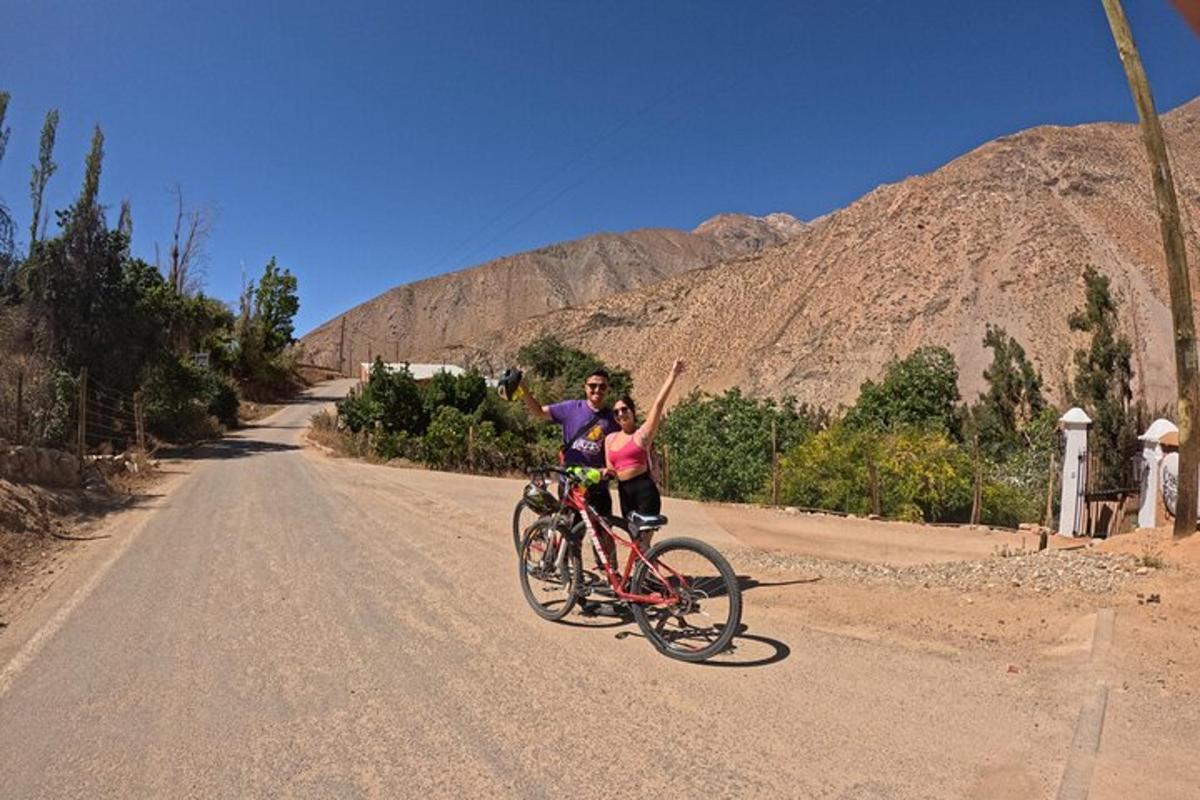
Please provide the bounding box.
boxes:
[2,1,1199,336]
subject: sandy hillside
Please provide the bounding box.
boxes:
[453,98,1200,408]
[299,213,804,371]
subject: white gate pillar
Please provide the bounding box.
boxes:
[1058,408,1092,537]
[1138,419,1178,529]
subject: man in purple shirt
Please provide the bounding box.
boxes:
[521,368,619,518]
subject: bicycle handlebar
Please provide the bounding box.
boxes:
[527,465,609,488]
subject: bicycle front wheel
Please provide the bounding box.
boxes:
[629,537,742,662]
[512,499,542,555]
[518,521,582,622]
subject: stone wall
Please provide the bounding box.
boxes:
[0,445,81,488]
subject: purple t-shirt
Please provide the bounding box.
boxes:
[548,400,618,468]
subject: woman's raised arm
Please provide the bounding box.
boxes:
[639,359,685,444]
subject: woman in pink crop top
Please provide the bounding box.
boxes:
[605,359,684,531]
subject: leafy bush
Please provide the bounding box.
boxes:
[778,423,874,514]
[203,372,240,428]
[517,334,633,399]
[141,358,222,442]
[422,406,472,470]
[659,389,818,502]
[875,428,973,522]
[780,425,974,523]
[337,359,428,435]
[844,346,961,436]
[980,479,1041,529]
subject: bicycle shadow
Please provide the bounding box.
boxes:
[611,623,791,668]
[558,569,810,666]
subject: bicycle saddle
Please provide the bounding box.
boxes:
[628,512,668,529]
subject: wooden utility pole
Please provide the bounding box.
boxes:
[77,367,88,462]
[1102,0,1200,537]
[337,317,347,376]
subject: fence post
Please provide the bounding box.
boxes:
[77,367,88,462]
[467,424,475,471]
[15,369,23,444]
[770,418,780,505]
[1042,448,1058,530]
[134,390,146,452]
[867,456,881,517]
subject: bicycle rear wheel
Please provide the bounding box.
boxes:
[518,520,582,621]
[628,537,742,662]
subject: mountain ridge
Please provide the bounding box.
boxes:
[431,97,1200,409]
[299,212,805,369]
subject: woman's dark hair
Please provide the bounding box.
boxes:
[615,395,636,415]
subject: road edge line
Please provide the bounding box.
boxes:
[0,469,192,699]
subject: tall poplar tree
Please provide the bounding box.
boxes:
[29,108,59,249]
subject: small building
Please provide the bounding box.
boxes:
[357,362,496,387]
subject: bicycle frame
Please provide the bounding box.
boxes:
[562,484,683,607]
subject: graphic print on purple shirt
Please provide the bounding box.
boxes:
[548,399,618,468]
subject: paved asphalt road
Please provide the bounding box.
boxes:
[0,382,1092,798]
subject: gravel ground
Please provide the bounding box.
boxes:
[728,544,1154,595]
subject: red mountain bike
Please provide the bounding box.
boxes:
[516,466,742,662]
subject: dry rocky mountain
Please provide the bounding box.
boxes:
[299,213,804,370]
[437,97,1200,410]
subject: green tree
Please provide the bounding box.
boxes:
[423,368,487,417]
[0,91,16,295]
[253,257,299,356]
[844,346,961,436]
[978,325,1045,447]
[338,359,428,435]
[517,334,632,399]
[1068,266,1137,488]
[29,108,59,250]
[659,389,815,502]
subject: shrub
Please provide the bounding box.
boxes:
[844,346,961,436]
[517,334,633,399]
[203,372,240,428]
[659,389,817,502]
[778,423,874,515]
[422,406,471,470]
[980,478,1040,529]
[780,425,975,523]
[875,428,973,522]
[142,357,225,442]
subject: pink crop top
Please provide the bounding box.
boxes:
[608,431,648,472]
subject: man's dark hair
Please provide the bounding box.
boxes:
[586,368,610,383]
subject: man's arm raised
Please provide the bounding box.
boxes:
[521,385,552,421]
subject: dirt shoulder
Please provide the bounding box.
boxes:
[0,463,173,630]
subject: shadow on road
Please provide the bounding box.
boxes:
[611,623,792,668]
[160,437,300,462]
[737,575,822,592]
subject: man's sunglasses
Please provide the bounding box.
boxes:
[586,383,609,391]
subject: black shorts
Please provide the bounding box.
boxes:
[585,482,613,519]
[617,472,661,519]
